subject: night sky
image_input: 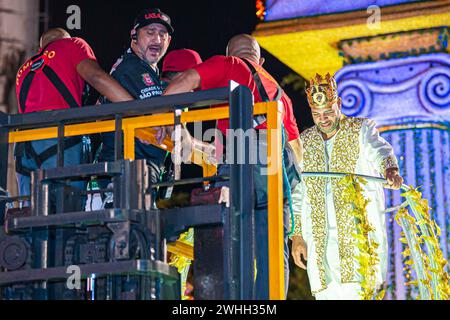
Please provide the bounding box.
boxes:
[44,0,313,194]
[46,0,312,129]
[48,0,260,70]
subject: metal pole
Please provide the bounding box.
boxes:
[114,114,123,161]
[56,123,65,168]
[0,112,8,225]
[266,101,284,300]
[228,81,255,300]
[301,171,409,191]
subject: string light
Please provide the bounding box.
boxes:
[256,0,266,20]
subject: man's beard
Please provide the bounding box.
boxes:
[144,47,162,65]
[134,43,166,66]
[317,118,340,135]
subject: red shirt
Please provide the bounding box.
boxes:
[193,55,300,141]
[15,37,97,113]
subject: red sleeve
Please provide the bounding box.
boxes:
[192,55,230,90]
[281,93,300,141]
[69,37,97,68]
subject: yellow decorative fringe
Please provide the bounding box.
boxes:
[398,188,450,300]
[338,177,449,300]
[169,229,194,300]
[340,175,384,300]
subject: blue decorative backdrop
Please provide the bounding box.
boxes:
[335,53,450,300]
[264,0,420,21]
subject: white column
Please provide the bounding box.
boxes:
[0,0,39,197]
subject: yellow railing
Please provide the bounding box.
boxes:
[8,101,285,299]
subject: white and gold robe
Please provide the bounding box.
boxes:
[291,116,398,299]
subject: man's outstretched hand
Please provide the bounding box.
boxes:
[385,167,403,190]
[291,235,307,270]
[155,126,174,145]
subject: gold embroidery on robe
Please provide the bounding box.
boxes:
[301,127,327,292]
[292,214,302,237]
[380,155,398,174]
[300,116,365,293]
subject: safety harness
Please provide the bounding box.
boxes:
[15,46,83,176]
[241,58,297,236]
[241,59,282,126]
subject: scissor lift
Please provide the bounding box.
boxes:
[0,84,285,300]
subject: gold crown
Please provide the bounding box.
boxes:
[305,73,339,109]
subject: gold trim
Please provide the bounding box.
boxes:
[167,241,194,261]
[378,123,450,133]
[300,117,364,292]
[301,125,328,292]
[292,214,302,237]
[330,118,364,284]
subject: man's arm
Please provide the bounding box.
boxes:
[288,138,303,165]
[385,167,403,190]
[362,119,403,189]
[291,235,307,270]
[77,59,134,103]
[163,69,201,96]
[163,70,217,164]
[290,182,307,269]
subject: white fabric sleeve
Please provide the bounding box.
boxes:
[290,182,304,238]
[361,119,398,175]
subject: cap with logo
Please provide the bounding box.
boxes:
[162,49,203,73]
[133,8,174,34]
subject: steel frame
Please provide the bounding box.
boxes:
[0,84,285,300]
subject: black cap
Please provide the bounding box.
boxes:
[133,8,174,34]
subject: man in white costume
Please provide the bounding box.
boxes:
[290,73,403,300]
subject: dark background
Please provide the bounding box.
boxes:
[43,0,314,299]
[44,0,313,130]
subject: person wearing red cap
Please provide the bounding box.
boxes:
[14,28,133,202]
[160,49,217,167]
[163,34,302,300]
[161,49,203,82]
[98,8,175,207]
[160,48,220,299]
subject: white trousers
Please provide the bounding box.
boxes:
[314,282,361,300]
[313,228,362,300]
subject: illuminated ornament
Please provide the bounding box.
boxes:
[305,73,339,109]
[313,91,326,106]
[169,229,194,300]
[256,0,266,21]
